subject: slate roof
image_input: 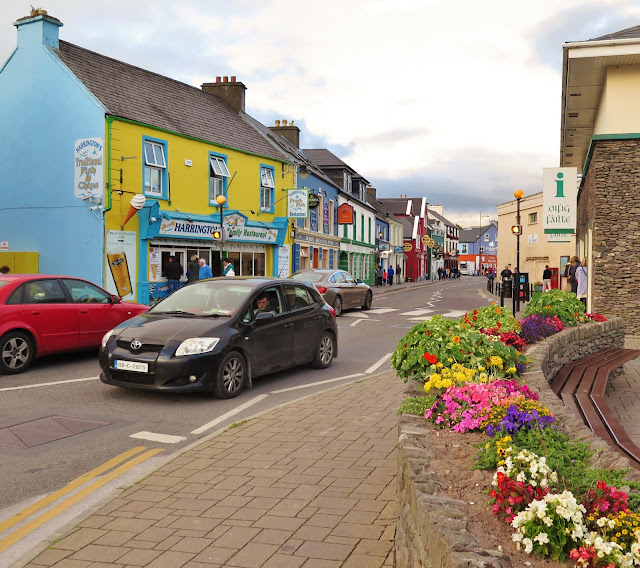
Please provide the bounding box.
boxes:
[54,41,288,162]
[399,216,415,239]
[377,198,410,216]
[303,149,352,170]
[428,208,456,228]
[588,25,640,41]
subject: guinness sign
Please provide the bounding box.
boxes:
[308,194,320,208]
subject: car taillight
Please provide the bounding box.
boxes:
[317,286,327,294]
[329,306,337,318]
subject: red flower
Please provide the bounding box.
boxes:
[423,352,438,364]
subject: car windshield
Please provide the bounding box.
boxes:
[150,281,253,316]
[291,272,326,283]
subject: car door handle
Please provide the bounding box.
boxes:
[31,311,41,315]
[80,309,89,314]
[284,323,293,328]
[314,315,322,320]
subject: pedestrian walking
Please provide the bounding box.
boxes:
[542,265,552,292]
[575,259,588,306]
[164,256,183,294]
[199,258,213,279]
[222,259,235,277]
[375,265,383,287]
[186,254,199,284]
[396,264,401,284]
[382,268,387,287]
[387,265,394,286]
[566,256,580,294]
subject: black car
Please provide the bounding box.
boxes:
[99,278,338,398]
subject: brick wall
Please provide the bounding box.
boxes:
[579,140,640,333]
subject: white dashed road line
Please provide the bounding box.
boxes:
[365,353,392,374]
[270,373,365,394]
[0,376,99,391]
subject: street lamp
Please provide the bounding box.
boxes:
[216,194,226,274]
[513,190,523,272]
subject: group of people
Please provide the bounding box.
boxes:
[564,256,588,306]
[375,264,400,287]
[437,267,459,279]
[164,255,235,294]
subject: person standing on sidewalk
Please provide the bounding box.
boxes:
[575,259,588,306]
[164,256,183,294]
[375,265,383,287]
[542,265,552,292]
[387,265,394,286]
[396,264,401,284]
[382,267,387,287]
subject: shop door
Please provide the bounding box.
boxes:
[550,268,559,290]
[313,249,319,269]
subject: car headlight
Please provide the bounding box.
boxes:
[175,337,220,357]
[101,329,115,349]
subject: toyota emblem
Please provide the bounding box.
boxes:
[130,340,142,350]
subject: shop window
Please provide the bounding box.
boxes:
[143,138,167,198]
[209,153,230,204]
[528,212,537,224]
[260,165,275,212]
[300,246,310,270]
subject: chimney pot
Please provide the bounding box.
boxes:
[282,119,288,126]
[230,75,236,82]
[216,76,221,83]
[290,120,294,126]
[275,120,280,126]
[223,76,228,82]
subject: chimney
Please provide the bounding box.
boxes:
[201,76,246,114]
[269,119,300,148]
[14,9,63,49]
[366,186,377,202]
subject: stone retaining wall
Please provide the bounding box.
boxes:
[395,316,640,568]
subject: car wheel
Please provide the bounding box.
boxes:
[311,331,335,369]
[332,296,343,317]
[213,351,247,399]
[0,331,34,375]
[361,291,373,310]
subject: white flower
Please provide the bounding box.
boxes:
[534,532,549,544]
[523,537,533,554]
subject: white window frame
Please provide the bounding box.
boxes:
[209,156,230,202]
[260,167,275,211]
[144,141,166,196]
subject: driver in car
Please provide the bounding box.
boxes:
[254,292,271,315]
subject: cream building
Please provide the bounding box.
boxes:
[497,192,575,287]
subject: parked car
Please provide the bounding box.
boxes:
[291,269,372,317]
[0,274,149,375]
[99,277,338,398]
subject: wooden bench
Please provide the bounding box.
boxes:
[552,347,640,469]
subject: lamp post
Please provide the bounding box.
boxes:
[513,189,524,313]
[479,213,490,275]
[216,194,226,275]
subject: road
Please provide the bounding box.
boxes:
[0,277,493,566]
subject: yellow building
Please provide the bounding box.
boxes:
[497,192,575,288]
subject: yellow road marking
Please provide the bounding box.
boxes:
[0,446,147,535]
[0,447,163,552]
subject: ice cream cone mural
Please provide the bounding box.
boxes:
[122,194,146,226]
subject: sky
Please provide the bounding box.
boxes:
[1,0,639,227]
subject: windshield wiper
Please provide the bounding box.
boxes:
[155,310,197,316]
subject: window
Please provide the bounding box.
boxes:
[144,140,167,196]
[209,154,230,203]
[329,200,334,235]
[484,233,489,241]
[62,279,110,303]
[528,212,538,224]
[260,166,275,211]
[21,279,67,304]
[479,247,484,254]
[284,284,314,311]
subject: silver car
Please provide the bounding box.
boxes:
[291,269,373,317]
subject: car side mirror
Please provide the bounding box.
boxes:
[255,311,274,322]
[356,278,363,284]
[111,294,121,304]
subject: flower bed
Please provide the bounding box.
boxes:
[394,292,640,568]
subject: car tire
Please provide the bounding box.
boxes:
[361,291,373,310]
[0,331,34,375]
[213,351,247,399]
[311,331,335,369]
[332,296,342,317]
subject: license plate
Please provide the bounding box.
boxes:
[114,360,148,373]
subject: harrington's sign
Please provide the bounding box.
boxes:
[542,167,577,234]
[159,215,278,243]
[74,137,104,200]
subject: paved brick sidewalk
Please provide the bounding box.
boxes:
[23,372,405,568]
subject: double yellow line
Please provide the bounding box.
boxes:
[0,446,163,553]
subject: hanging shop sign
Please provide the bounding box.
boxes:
[288,189,309,218]
[159,214,278,243]
[308,194,320,208]
[337,203,354,224]
[403,242,413,253]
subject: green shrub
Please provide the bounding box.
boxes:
[397,395,436,416]
[460,304,521,333]
[523,289,587,327]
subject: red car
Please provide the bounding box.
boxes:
[0,274,148,374]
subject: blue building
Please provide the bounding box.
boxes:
[458,222,498,275]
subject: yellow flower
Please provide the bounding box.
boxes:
[622,529,628,535]
[452,336,461,343]
[447,358,453,363]
[430,373,441,382]
[506,367,517,374]
[490,356,503,368]
[455,372,466,382]
[478,366,485,371]
[434,381,442,389]
[442,378,453,388]
[479,373,488,382]
[424,382,432,393]
[436,362,443,370]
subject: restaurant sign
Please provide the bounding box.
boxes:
[159,214,278,243]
